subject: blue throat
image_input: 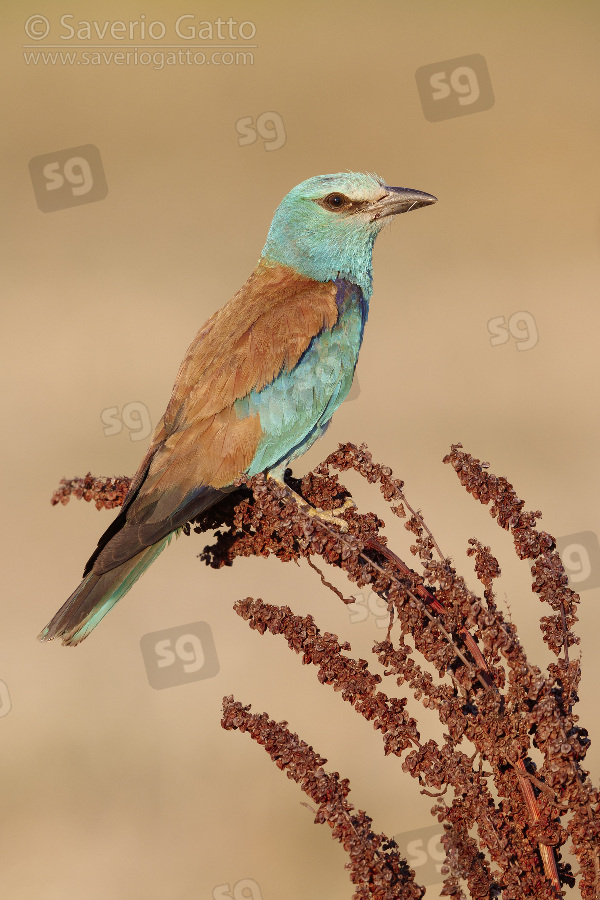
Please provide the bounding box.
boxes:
[261,208,378,301]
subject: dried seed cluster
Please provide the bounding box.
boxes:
[53,443,599,899]
[51,472,129,510]
[222,696,424,900]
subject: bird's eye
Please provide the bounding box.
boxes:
[323,192,349,210]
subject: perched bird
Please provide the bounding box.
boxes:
[40,172,436,646]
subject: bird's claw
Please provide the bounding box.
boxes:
[300,497,356,532]
[332,497,357,515]
[267,474,355,532]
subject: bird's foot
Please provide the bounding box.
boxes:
[300,496,356,532]
[268,476,355,532]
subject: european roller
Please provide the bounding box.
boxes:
[40,172,436,646]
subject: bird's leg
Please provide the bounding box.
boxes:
[267,474,355,533]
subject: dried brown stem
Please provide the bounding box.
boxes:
[53,442,599,898]
[221,695,425,899]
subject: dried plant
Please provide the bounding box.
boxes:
[53,443,599,899]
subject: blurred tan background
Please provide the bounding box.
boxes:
[2,0,600,896]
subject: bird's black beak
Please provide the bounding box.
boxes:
[368,186,437,221]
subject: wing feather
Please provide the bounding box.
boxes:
[90,263,339,574]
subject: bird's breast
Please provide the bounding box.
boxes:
[236,279,367,474]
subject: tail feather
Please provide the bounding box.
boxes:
[39,533,175,646]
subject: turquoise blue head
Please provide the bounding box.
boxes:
[261,172,436,298]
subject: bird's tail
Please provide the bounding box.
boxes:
[38,533,175,646]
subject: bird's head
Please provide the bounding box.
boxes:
[261,172,436,298]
